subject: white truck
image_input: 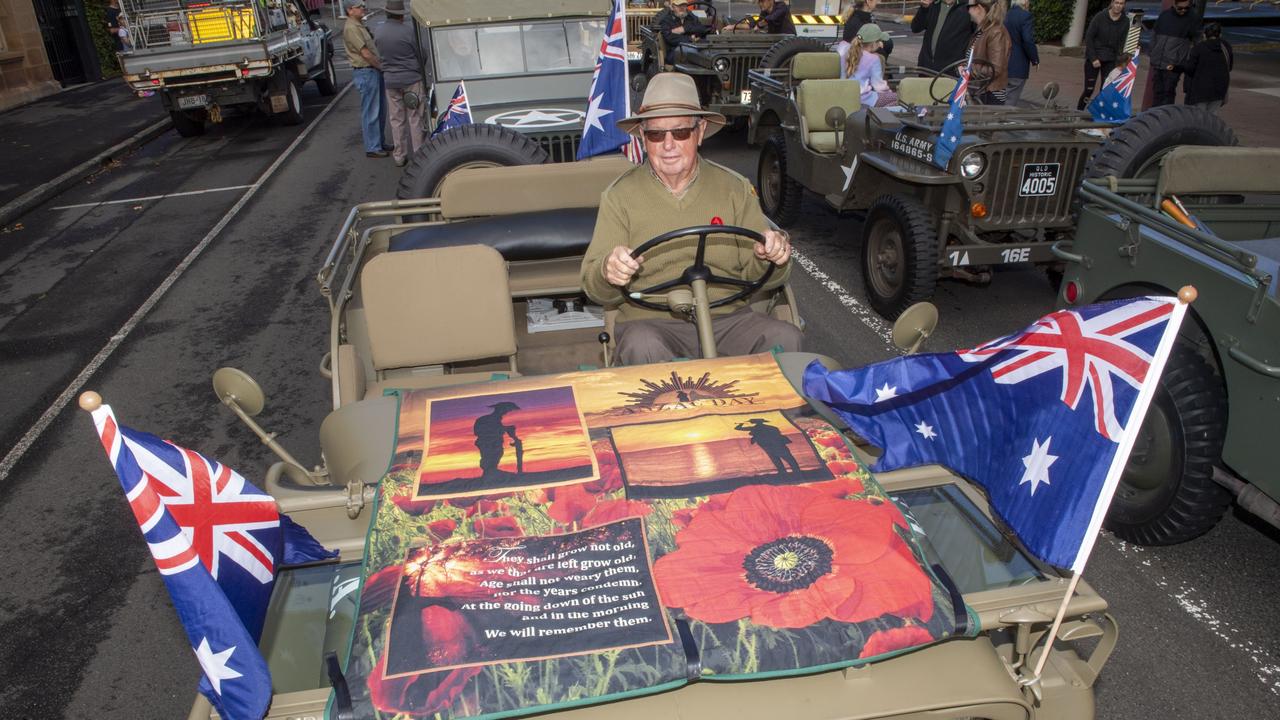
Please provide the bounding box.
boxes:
[118,0,337,136]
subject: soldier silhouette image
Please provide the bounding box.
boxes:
[473,401,524,477]
[734,418,801,474]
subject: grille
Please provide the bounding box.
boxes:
[725,55,760,95]
[535,133,582,163]
[625,13,653,50]
[981,145,1092,228]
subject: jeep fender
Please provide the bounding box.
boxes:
[842,153,959,212]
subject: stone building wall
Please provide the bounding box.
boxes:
[0,0,61,112]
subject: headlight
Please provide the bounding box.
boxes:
[714,57,729,72]
[959,151,986,179]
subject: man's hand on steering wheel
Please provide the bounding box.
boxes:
[755,229,791,265]
[602,229,790,288]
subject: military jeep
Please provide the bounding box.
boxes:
[1059,112,1280,547]
[395,0,609,200]
[194,159,1117,719]
[748,52,1119,319]
[635,13,837,126]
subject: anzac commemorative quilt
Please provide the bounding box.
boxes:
[334,354,975,719]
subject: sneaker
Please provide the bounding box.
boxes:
[395,157,408,167]
[366,150,390,158]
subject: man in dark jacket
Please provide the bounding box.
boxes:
[1150,0,1201,106]
[1004,0,1038,106]
[911,0,974,73]
[1183,22,1232,113]
[753,0,796,34]
[660,0,713,65]
[1078,0,1128,110]
[842,0,893,57]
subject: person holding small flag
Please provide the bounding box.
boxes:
[1087,50,1139,123]
[579,73,800,365]
[1078,0,1129,110]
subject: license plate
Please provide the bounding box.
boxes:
[177,94,210,110]
[1018,162,1060,197]
[739,89,753,104]
[626,50,641,62]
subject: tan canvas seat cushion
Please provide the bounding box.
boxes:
[364,370,522,400]
[791,52,841,81]
[898,76,955,106]
[797,78,860,153]
[439,156,633,219]
[1158,146,1280,196]
[360,245,517,371]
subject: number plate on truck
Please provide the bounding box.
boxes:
[177,94,210,110]
[1019,163,1059,197]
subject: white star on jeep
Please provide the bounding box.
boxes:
[874,382,897,402]
[195,637,243,695]
[841,156,859,192]
[1019,437,1058,496]
[511,109,571,128]
[914,421,937,440]
[584,93,612,135]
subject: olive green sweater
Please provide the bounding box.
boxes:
[580,159,791,322]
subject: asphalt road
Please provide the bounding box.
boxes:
[1,66,1279,720]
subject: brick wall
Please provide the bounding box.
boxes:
[0,0,61,112]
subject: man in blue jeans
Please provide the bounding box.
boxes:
[344,0,389,157]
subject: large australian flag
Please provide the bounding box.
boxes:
[1089,51,1140,123]
[803,297,1188,572]
[87,401,336,720]
[578,0,643,162]
[931,51,971,170]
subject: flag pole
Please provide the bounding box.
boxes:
[1022,285,1198,687]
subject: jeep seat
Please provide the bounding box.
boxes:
[349,245,519,400]
[797,78,861,153]
[898,76,956,106]
[388,207,597,261]
[791,52,841,81]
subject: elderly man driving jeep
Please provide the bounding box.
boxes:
[580,73,800,366]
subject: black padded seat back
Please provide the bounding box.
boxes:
[388,207,598,262]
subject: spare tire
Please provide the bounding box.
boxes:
[1084,104,1237,181]
[760,36,830,69]
[397,124,549,206]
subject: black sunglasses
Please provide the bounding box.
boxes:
[641,125,700,142]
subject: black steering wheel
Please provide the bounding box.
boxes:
[929,57,999,102]
[626,225,774,311]
[685,0,718,29]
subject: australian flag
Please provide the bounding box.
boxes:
[804,296,1188,572]
[87,402,336,720]
[578,0,644,162]
[1089,51,1140,123]
[432,80,473,136]
[931,51,971,170]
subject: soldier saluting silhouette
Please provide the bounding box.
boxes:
[734,418,801,474]
[473,402,524,477]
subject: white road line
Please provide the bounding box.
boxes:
[791,248,898,353]
[51,185,256,211]
[1109,537,1280,696]
[0,81,354,485]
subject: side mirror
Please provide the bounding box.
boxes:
[891,302,939,355]
[825,106,848,131]
[213,367,266,416]
[1042,80,1060,102]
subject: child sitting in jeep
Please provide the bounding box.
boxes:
[843,24,898,107]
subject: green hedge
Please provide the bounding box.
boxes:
[1030,0,1108,44]
[85,0,122,79]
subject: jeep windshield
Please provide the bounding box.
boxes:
[434,19,605,80]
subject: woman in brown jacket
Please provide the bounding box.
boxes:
[966,0,1011,104]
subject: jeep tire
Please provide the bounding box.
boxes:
[757,131,803,226]
[760,36,829,69]
[169,109,206,138]
[397,123,549,207]
[1085,105,1237,181]
[861,194,939,319]
[1106,343,1231,545]
[276,71,305,126]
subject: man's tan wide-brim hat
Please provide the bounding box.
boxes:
[617,73,727,140]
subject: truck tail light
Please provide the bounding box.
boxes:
[1064,280,1081,304]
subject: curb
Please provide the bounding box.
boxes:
[0,118,172,228]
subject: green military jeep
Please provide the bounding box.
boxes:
[635,11,837,127]
[747,52,1120,319]
[192,159,1118,719]
[1059,120,1280,546]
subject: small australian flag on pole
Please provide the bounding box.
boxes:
[932,50,971,170]
[578,0,644,162]
[433,80,474,137]
[1089,51,1140,124]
